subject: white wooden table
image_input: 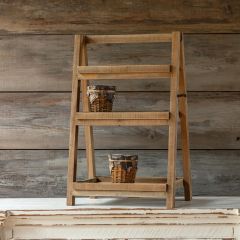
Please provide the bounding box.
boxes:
[1,197,240,239]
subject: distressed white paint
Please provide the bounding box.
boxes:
[0,197,240,239]
[10,225,237,239]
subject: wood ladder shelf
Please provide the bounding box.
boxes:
[67,32,192,209]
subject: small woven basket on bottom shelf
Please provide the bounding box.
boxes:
[87,85,116,112]
[108,154,138,183]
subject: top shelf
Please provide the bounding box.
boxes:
[85,33,173,44]
[78,64,171,80]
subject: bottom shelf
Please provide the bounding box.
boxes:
[72,176,183,198]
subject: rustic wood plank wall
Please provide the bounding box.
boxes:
[0,0,240,34]
[0,0,239,197]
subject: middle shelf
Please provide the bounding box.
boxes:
[72,176,183,198]
[75,112,170,126]
[77,64,172,80]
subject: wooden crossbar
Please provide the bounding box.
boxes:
[86,33,172,44]
[97,176,183,184]
[75,112,169,126]
[72,190,166,198]
[76,119,169,126]
[75,112,170,120]
[78,72,171,80]
[78,65,171,80]
[78,65,171,74]
[73,182,167,192]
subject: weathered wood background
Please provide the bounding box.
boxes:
[0,0,239,197]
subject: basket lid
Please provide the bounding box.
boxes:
[108,154,138,160]
[87,85,116,91]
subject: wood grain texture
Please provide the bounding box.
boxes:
[179,34,192,200]
[80,39,96,180]
[166,31,181,209]
[0,150,239,197]
[0,92,239,149]
[86,33,173,44]
[0,34,240,91]
[0,0,240,34]
[67,35,82,205]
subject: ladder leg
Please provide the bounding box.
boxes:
[166,32,181,209]
[67,35,82,206]
[67,82,80,205]
[82,92,96,178]
[179,33,192,201]
[81,40,96,179]
[85,125,95,178]
[67,124,79,205]
[167,121,178,209]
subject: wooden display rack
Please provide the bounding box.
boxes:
[67,32,192,209]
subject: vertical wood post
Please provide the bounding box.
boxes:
[179,33,192,201]
[80,37,96,179]
[67,35,82,205]
[166,32,181,209]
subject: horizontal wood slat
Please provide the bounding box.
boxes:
[1,35,240,91]
[76,112,170,120]
[0,0,239,34]
[76,112,170,126]
[78,72,171,80]
[76,119,169,126]
[76,119,170,126]
[73,180,167,192]
[72,190,166,198]
[97,176,183,184]
[0,150,239,197]
[78,65,171,80]
[78,65,171,73]
[0,92,239,149]
[86,34,173,44]
[73,176,183,192]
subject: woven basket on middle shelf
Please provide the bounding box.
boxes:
[108,154,138,183]
[87,85,116,112]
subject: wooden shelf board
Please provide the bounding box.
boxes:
[78,65,171,74]
[75,112,170,126]
[77,65,171,80]
[76,119,169,126]
[73,181,167,192]
[85,33,172,44]
[78,72,171,80]
[76,112,170,120]
[72,190,166,198]
[97,176,183,185]
[72,177,183,196]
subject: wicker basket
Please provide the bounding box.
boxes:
[108,154,138,183]
[87,85,116,112]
